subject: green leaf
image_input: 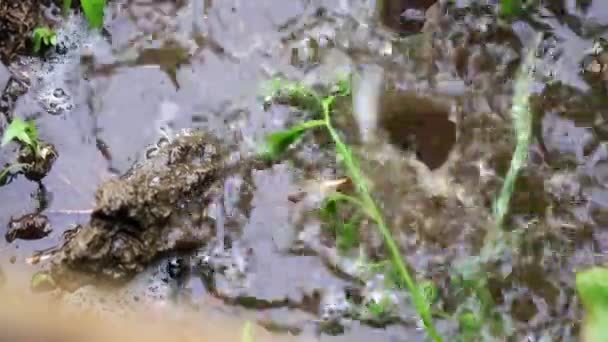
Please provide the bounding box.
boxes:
[262,79,324,114]
[336,218,359,253]
[364,296,394,320]
[32,27,56,53]
[333,74,352,97]
[259,119,324,160]
[320,196,338,222]
[420,280,439,304]
[81,0,106,29]
[1,118,38,148]
[500,0,523,17]
[63,0,73,15]
[577,267,608,342]
[459,312,481,333]
[387,266,406,289]
[319,193,362,253]
[33,36,42,54]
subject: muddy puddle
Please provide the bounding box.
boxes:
[2,0,608,340]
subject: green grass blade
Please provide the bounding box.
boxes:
[500,0,523,17]
[492,34,541,230]
[321,99,444,342]
[33,37,42,54]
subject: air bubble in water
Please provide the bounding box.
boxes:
[38,87,73,115]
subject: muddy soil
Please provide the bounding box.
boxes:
[0,1,64,64]
[1,0,608,341]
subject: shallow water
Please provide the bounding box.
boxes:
[1,0,608,340]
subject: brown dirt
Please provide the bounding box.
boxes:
[0,1,58,64]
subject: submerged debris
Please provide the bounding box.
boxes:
[6,213,52,242]
[17,142,58,182]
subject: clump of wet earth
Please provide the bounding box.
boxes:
[0,0,65,64]
[1,0,608,340]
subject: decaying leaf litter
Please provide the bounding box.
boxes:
[2,0,608,341]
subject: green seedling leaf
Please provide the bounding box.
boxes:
[420,280,439,304]
[260,127,306,160]
[0,163,28,185]
[459,312,482,334]
[320,193,364,220]
[577,267,608,342]
[32,27,57,53]
[33,36,42,54]
[319,194,362,253]
[363,296,395,321]
[500,0,523,17]
[336,217,360,253]
[320,196,338,221]
[262,78,324,114]
[1,118,39,148]
[387,266,406,290]
[258,119,324,160]
[333,74,352,97]
[81,0,106,29]
[63,0,72,14]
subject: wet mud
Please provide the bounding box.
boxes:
[0,1,62,64]
[1,0,608,341]
[50,131,228,289]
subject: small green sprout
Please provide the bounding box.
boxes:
[459,312,482,335]
[499,0,541,17]
[1,118,40,153]
[32,27,57,54]
[0,118,44,184]
[319,194,363,254]
[361,295,396,322]
[63,0,72,15]
[420,280,439,304]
